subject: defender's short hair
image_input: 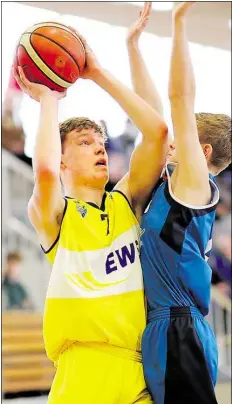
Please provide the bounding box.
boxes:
[196,113,231,170]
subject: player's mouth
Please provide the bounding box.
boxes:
[95,158,107,167]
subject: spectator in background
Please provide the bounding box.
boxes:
[100,119,128,191]
[106,146,127,191]
[2,69,32,166]
[3,65,23,123]
[118,118,139,170]
[210,167,232,299]
[210,231,231,299]
[2,251,34,311]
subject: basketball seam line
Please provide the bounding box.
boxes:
[19,34,71,87]
[24,31,82,77]
[28,36,69,86]
[19,43,63,89]
[25,23,86,56]
[27,33,80,84]
[26,22,85,54]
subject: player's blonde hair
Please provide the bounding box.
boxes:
[196,113,231,170]
[59,117,107,151]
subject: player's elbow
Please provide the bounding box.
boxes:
[34,165,60,185]
[152,122,169,142]
[34,165,60,190]
[160,122,169,138]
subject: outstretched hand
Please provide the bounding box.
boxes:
[127,2,152,46]
[172,2,196,21]
[13,67,66,102]
[68,27,102,80]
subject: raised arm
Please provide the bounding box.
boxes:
[14,67,65,250]
[127,2,163,115]
[75,31,168,219]
[168,2,211,205]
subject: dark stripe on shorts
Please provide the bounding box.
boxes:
[164,307,218,404]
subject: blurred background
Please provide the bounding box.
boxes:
[1,2,231,403]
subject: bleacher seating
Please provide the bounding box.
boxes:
[2,311,55,394]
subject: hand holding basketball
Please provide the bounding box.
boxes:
[67,28,102,80]
[173,2,196,21]
[14,66,66,102]
[127,2,152,46]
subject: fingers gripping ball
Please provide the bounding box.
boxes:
[14,22,86,92]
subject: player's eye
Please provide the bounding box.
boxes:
[79,140,89,146]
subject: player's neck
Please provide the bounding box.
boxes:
[65,184,105,207]
[207,163,218,176]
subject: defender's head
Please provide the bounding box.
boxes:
[167,113,231,175]
[60,117,109,189]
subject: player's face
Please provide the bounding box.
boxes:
[166,142,178,163]
[61,128,109,187]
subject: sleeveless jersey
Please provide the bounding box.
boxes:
[141,163,219,316]
[43,191,146,362]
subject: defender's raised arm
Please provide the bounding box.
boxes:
[127,2,163,115]
[168,2,211,205]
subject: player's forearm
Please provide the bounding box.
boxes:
[33,95,61,178]
[168,18,195,103]
[168,15,207,175]
[128,43,164,116]
[93,68,168,141]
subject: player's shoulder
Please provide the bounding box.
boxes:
[165,163,219,211]
[111,174,134,210]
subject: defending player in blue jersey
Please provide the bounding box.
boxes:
[127,2,231,403]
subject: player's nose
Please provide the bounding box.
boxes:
[94,143,105,155]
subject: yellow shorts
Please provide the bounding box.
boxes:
[48,342,152,404]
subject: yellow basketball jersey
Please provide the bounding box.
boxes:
[43,191,146,363]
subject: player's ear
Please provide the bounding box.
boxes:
[60,154,67,170]
[202,143,213,160]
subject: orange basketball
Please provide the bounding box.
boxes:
[14,22,86,92]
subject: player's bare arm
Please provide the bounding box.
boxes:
[169,2,211,206]
[14,67,66,250]
[127,1,164,116]
[75,30,169,220]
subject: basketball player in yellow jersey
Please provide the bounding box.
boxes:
[14,29,168,403]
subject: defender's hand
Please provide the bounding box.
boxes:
[68,28,102,80]
[173,2,196,21]
[127,2,152,46]
[13,67,66,102]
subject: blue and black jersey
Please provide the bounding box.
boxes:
[141,163,219,316]
[140,163,219,404]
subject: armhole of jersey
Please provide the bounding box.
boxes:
[144,177,164,213]
[111,190,139,223]
[41,198,68,254]
[166,167,220,211]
